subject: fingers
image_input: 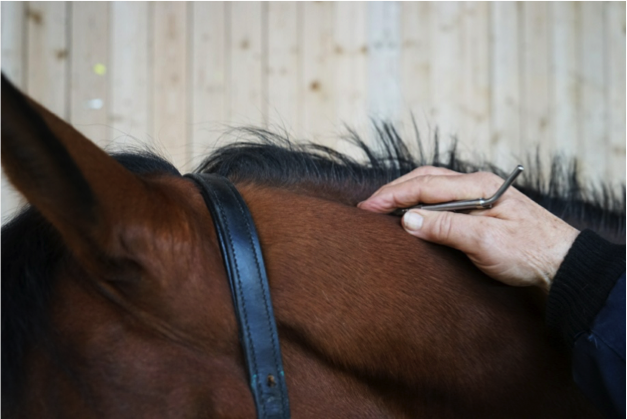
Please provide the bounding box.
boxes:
[386,165,459,187]
[360,166,460,212]
[359,171,505,213]
[401,209,491,253]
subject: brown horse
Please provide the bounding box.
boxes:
[2,75,623,418]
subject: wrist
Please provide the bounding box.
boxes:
[546,229,626,347]
[545,225,580,290]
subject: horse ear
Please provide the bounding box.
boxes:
[1,74,150,273]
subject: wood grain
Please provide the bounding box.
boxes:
[110,2,151,149]
[26,2,68,118]
[190,2,227,166]
[69,2,110,148]
[1,1,624,220]
[153,2,188,169]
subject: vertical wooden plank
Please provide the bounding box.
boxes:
[400,2,432,149]
[461,2,491,157]
[302,2,336,146]
[520,2,551,159]
[26,2,68,118]
[432,2,463,153]
[267,2,301,136]
[2,1,26,87]
[229,2,264,127]
[334,2,367,126]
[579,2,607,182]
[490,2,520,169]
[368,2,400,127]
[153,2,188,169]
[70,2,110,148]
[110,2,150,148]
[1,1,27,222]
[190,2,227,165]
[606,1,626,183]
[550,2,580,159]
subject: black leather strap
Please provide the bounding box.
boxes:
[185,173,290,419]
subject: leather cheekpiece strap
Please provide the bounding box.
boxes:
[185,173,290,419]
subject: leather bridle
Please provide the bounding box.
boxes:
[186,173,290,419]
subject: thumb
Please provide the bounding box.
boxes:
[402,209,482,253]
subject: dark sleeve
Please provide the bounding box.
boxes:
[546,230,626,418]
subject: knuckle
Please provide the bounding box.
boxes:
[420,174,437,186]
[432,212,455,241]
[415,165,436,174]
[486,173,504,190]
[472,171,507,197]
[499,196,529,217]
[496,197,517,211]
[408,174,434,196]
[416,165,452,176]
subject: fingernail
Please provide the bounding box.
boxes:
[403,211,423,231]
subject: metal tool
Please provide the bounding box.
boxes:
[392,165,524,216]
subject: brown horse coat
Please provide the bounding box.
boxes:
[2,75,603,418]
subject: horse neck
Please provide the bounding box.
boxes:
[243,183,503,379]
[239,182,600,417]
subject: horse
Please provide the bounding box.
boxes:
[2,74,624,418]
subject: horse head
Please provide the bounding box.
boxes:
[2,75,603,418]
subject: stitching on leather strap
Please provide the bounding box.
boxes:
[225,180,287,414]
[206,183,265,415]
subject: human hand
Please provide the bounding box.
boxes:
[358,166,580,292]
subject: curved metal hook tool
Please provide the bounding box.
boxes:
[392,165,524,216]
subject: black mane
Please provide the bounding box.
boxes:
[197,125,625,233]
[2,124,625,411]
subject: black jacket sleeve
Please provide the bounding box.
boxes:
[546,229,626,418]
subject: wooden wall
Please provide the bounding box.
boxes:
[2,2,625,221]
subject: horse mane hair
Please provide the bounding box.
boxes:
[2,122,625,410]
[197,124,625,232]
